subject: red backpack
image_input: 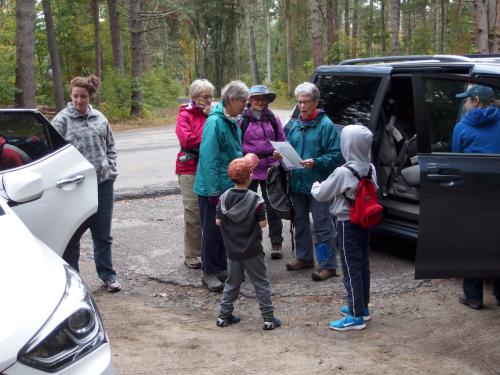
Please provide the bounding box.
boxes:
[344,165,383,229]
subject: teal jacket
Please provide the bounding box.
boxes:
[193,101,243,197]
[287,111,342,194]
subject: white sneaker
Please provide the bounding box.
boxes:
[104,280,121,293]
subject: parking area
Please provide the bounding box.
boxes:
[79,195,500,374]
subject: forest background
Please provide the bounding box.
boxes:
[2,0,500,124]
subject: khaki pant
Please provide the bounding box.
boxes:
[178,174,201,260]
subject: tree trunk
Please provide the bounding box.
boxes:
[243,0,260,85]
[129,0,142,116]
[344,0,350,36]
[333,0,341,41]
[41,0,64,111]
[309,0,323,67]
[266,5,272,85]
[493,0,500,52]
[107,0,125,74]
[351,0,359,57]
[368,0,374,55]
[381,0,387,54]
[326,0,334,62]
[473,0,489,54]
[91,0,102,105]
[284,0,293,96]
[390,0,400,55]
[15,0,36,108]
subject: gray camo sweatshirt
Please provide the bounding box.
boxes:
[311,125,377,221]
[52,103,118,184]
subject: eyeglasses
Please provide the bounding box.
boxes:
[297,99,314,105]
[199,95,212,100]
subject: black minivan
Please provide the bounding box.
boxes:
[295,55,500,280]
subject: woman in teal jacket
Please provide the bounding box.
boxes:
[275,82,342,281]
[194,80,249,292]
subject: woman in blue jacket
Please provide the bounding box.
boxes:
[194,80,249,292]
[274,82,343,281]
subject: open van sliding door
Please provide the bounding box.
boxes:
[412,74,500,279]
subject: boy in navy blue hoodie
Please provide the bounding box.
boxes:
[215,155,282,330]
[311,125,377,330]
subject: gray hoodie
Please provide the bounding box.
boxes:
[216,189,266,260]
[311,125,377,221]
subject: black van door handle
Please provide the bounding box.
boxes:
[426,173,463,186]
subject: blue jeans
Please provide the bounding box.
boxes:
[337,220,371,318]
[291,193,337,270]
[63,179,117,283]
[198,196,227,274]
[463,277,500,303]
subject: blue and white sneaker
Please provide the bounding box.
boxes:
[340,305,371,321]
[329,314,366,331]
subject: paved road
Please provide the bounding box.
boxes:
[113,108,293,199]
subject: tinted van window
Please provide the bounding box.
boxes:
[315,75,381,127]
[0,111,66,172]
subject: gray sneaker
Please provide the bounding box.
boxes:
[104,279,121,293]
[202,273,224,292]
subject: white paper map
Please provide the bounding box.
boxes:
[270,141,304,171]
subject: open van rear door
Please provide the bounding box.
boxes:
[412,75,500,279]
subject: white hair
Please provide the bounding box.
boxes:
[221,80,249,105]
[189,79,215,99]
[294,82,320,101]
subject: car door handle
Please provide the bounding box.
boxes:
[426,173,463,187]
[56,175,85,188]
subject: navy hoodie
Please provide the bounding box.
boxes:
[452,106,500,153]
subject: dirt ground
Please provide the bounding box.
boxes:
[79,196,500,375]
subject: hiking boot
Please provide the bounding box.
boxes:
[329,314,366,331]
[270,244,283,260]
[184,257,201,269]
[286,259,314,271]
[263,317,282,330]
[311,269,337,281]
[104,279,121,293]
[216,314,241,327]
[216,270,228,282]
[202,273,224,292]
[340,305,371,321]
[458,295,483,310]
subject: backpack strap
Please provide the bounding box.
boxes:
[343,165,373,203]
[240,111,279,142]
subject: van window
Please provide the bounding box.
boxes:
[0,112,65,172]
[315,75,382,127]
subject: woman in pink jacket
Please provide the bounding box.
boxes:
[175,79,215,269]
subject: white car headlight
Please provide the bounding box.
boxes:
[18,265,107,372]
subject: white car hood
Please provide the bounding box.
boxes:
[0,208,66,371]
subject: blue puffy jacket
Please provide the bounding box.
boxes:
[452,106,500,153]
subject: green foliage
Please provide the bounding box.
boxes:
[141,66,183,114]
[99,69,132,121]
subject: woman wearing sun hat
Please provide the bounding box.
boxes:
[239,85,286,259]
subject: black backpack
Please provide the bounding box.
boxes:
[266,164,293,220]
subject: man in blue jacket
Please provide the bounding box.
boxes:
[453,84,500,309]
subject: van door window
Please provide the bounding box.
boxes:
[315,75,381,127]
[0,112,65,172]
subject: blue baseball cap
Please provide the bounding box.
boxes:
[248,85,276,103]
[456,85,495,101]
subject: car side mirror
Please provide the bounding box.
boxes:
[2,171,43,203]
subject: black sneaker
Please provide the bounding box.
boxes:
[263,317,282,330]
[202,273,224,292]
[216,314,241,327]
[458,295,483,310]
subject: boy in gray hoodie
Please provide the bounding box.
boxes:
[311,125,377,331]
[215,155,282,330]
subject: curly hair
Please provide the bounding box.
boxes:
[69,75,101,97]
[228,157,254,184]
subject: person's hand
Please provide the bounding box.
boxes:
[312,181,320,188]
[208,195,220,206]
[200,103,212,115]
[301,158,314,169]
[273,151,283,160]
